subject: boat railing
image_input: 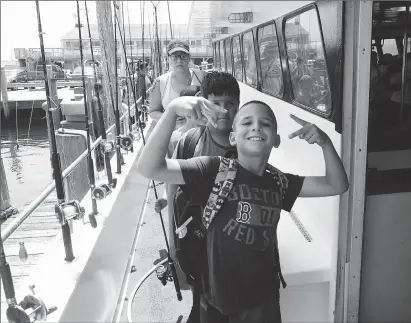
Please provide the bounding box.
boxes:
[1,88,149,242]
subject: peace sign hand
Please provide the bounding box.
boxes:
[171,96,227,127]
[288,114,330,147]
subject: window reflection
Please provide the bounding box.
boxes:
[220,41,226,72]
[233,36,243,82]
[243,31,257,87]
[285,9,331,113]
[225,39,233,73]
[258,23,283,96]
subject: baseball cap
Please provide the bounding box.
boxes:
[167,39,190,55]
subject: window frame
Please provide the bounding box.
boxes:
[241,29,258,89]
[282,4,333,118]
[256,19,284,98]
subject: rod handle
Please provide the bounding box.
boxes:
[168,260,182,301]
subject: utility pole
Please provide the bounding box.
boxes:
[95,1,116,127]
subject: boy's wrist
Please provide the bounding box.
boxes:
[320,137,333,149]
[165,104,179,119]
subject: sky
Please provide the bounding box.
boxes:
[1,1,191,61]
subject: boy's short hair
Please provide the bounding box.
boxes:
[201,71,240,102]
[234,100,278,129]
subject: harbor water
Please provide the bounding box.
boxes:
[1,114,52,208]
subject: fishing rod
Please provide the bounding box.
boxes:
[35,0,85,263]
[127,1,142,130]
[113,1,123,174]
[139,0,149,122]
[118,3,134,152]
[151,1,162,76]
[73,1,97,228]
[84,1,117,199]
[113,3,147,135]
[114,2,181,302]
[119,2,134,152]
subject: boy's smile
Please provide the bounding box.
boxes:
[231,102,277,156]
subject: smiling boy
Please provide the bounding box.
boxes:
[138,98,349,322]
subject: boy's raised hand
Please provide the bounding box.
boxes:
[288,114,330,147]
[170,96,227,127]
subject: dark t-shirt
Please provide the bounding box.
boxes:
[179,156,304,315]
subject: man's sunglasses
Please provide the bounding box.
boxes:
[169,53,190,61]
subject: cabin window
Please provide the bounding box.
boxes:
[242,31,258,87]
[285,9,331,115]
[225,39,233,74]
[220,41,226,72]
[126,41,134,46]
[65,41,71,48]
[232,35,243,82]
[257,22,283,97]
[196,40,202,46]
[190,40,196,46]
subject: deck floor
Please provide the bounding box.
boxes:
[1,191,59,318]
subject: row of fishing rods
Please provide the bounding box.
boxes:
[0,1,181,322]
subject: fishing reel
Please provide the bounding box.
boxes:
[155,262,174,286]
[118,133,134,151]
[6,285,57,323]
[55,200,85,225]
[91,183,113,200]
[100,139,115,154]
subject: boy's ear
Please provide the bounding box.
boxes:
[229,132,237,146]
[273,134,281,148]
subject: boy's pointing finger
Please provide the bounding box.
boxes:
[288,126,308,139]
[290,114,308,126]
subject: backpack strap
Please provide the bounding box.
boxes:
[265,163,287,289]
[179,126,206,160]
[202,157,237,229]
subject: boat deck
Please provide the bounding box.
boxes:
[0,192,59,317]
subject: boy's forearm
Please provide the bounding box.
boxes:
[138,108,177,177]
[149,110,163,121]
[322,141,349,194]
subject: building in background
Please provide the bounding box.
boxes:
[12,23,212,71]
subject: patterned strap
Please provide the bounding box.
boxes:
[202,157,237,229]
[265,163,288,288]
